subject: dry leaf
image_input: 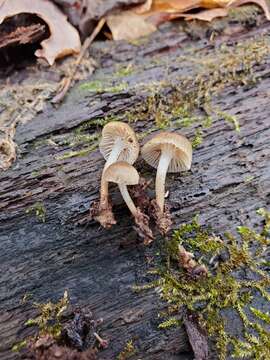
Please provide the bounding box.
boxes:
[108,0,270,40]
[185,7,229,20]
[107,11,156,40]
[0,0,81,65]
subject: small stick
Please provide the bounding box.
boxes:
[52,17,106,104]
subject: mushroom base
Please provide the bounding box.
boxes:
[133,208,153,245]
[89,200,116,229]
[150,199,172,235]
[129,177,152,213]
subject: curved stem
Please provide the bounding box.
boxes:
[119,184,137,216]
[156,148,173,212]
[100,138,123,207]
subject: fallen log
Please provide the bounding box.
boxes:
[0,15,270,359]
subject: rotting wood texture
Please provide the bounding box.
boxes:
[0,18,270,360]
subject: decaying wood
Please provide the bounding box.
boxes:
[0,17,270,360]
[0,24,46,49]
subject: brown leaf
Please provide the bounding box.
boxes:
[184,7,229,21]
[108,0,270,40]
[178,245,208,277]
[0,0,81,65]
[106,10,156,40]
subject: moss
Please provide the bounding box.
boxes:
[12,340,27,352]
[26,202,46,223]
[158,317,182,329]
[80,80,128,93]
[137,210,270,359]
[13,292,69,353]
[191,128,203,149]
[115,64,134,77]
[117,340,136,360]
[216,110,240,132]
[25,291,69,338]
[56,143,98,160]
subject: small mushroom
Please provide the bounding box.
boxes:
[104,161,153,244]
[90,122,139,228]
[141,132,192,234]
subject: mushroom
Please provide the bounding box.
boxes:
[104,161,153,244]
[90,121,139,228]
[141,132,192,234]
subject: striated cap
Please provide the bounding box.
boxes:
[104,161,139,185]
[99,121,139,164]
[141,132,192,173]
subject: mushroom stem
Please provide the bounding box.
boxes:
[119,184,137,216]
[100,138,124,207]
[156,147,173,212]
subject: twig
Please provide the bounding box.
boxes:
[52,17,106,104]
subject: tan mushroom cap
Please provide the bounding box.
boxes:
[141,132,192,172]
[99,121,139,164]
[104,161,139,185]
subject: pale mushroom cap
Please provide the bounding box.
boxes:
[100,121,139,164]
[104,161,139,185]
[141,132,192,172]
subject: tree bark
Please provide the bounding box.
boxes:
[0,17,270,360]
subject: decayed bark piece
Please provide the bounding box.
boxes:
[0,0,81,65]
[184,313,209,360]
[0,24,46,49]
[22,335,98,360]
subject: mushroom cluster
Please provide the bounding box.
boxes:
[90,122,192,243]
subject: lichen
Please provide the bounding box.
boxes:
[136,210,270,359]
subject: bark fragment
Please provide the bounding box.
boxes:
[184,313,209,360]
[0,24,46,49]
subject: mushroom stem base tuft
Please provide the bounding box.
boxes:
[151,199,172,235]
[133,209,153,245]
[89,200,116,229]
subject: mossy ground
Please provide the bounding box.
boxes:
[135,209,270,359]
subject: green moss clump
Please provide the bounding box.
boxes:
[191,129,203,149]
[12,292,69,352]
[115,64,134,77]
[138,210,270,359]
[217,110,240,132]
[80,80,127,93]
[117,340,136,360]
[56,142,98,160]
[25,291,69,338]
[26,202,46,223]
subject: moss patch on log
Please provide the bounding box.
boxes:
[136,209,270,359]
